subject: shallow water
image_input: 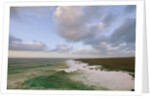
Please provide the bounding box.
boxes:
[7,58,134,90]
[64,60,134,90]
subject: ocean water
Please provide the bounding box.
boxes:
[7,58,134,90]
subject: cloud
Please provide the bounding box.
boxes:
[53,6,136,57]
[81,6,108,22]
[9,35,48,51]
[124,5,136,13]
[50,44,73,53]
[82,18,135,57]
[9,35,22,43]
[10,6,55,20]
[103,12,118,28]
[9,6,136,57]
[9,35,73,53]
[110,18,135,46]
[53,6,108,42]
[72,48,99,55]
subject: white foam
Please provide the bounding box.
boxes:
[64,60,134,90]
[64,60,101,72]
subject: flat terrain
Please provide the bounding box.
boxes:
[7,58,135,90]
[76,57,135,72]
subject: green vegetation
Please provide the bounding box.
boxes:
[76,57,135,72]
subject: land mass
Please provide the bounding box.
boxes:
[76,57,135,72]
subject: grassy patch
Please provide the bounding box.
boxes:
[76,57,135,72]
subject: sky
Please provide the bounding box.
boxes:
[9,5,136,58]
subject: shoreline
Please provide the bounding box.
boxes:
[75,57,135,73]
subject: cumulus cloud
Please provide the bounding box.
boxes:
[10,6,136,57]
[53,6,136,57]
[82,17,135,57]
[53,6,125,42]
[9,35,73,53]
[53,6,108,42]
[50,44,73,53]
[9,35,48,51]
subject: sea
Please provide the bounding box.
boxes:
[7,58,134,91]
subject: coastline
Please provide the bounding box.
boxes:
[75,57,135,72]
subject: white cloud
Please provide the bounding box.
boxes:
[107,47,119,51]
[53,6,108,42]
[10,41,47,51]
[53,6,136,57]
[9,35,48,51]
[10,6,136,57]
[72,48,99,55]
[50,44,73,53]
